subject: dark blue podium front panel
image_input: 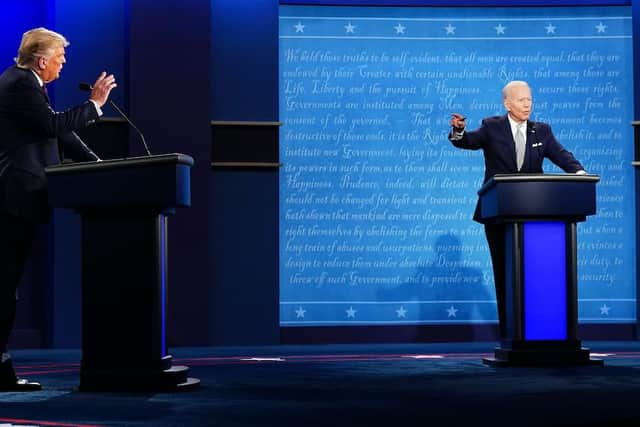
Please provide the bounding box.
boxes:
[523,222,567,340]
[480,179,596,220]
[46,154,193,209]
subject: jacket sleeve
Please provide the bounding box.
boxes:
[540,124,584,173]
[12,78,99,139]
[448,119,487,151]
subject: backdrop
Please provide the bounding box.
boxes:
[279,5,634,327]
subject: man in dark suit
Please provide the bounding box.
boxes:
[448,80,585,339]
[0,27,116,391]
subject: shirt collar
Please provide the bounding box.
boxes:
[507,115,527,133]
[29,68,44,88]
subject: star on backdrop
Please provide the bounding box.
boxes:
[396,306,407,318]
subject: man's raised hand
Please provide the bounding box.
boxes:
[450,113,466,132]
[90,72,117,107]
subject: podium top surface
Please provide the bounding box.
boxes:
[478,173,600,196]
[45,153,194,176]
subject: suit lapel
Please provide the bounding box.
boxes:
[22,66,50,105]
[500,115,518,170]
[523,123,533,171]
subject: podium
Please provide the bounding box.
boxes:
[45,153,200,391]
[477,174,602,366]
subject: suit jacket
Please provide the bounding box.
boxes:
[0,65,100,222]
[449,114,584,223]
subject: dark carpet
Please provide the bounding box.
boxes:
[1,341,640,426]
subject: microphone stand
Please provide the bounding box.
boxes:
[79,82,152,156]
[107,100,152,156]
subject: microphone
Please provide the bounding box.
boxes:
[79,82,152,156]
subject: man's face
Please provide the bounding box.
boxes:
[503,85,532,123]
[40,46,66,83]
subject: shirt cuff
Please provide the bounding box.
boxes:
[575,170,587,175]
[89,100,103,117]
[450,129,464,141]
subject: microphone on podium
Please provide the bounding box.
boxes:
[79,82,152,156]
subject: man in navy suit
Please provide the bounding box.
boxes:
[0,27,116,391]
[448,80,585,339]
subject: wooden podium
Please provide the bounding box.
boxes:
[45,153,200,391]
[477,174,602,366]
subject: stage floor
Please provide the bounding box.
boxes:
[1,341,640,426]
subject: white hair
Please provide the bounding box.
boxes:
[502,81,530,99]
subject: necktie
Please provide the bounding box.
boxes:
[515,124,526,171]
[42,85,50,104]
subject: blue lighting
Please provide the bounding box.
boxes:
[523,222,567,340]
[0,2,48,71]
[279,0,629,5]
[160,216,167,357]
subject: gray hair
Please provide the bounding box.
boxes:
[15,27,69,68]
[502,81,530,100]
